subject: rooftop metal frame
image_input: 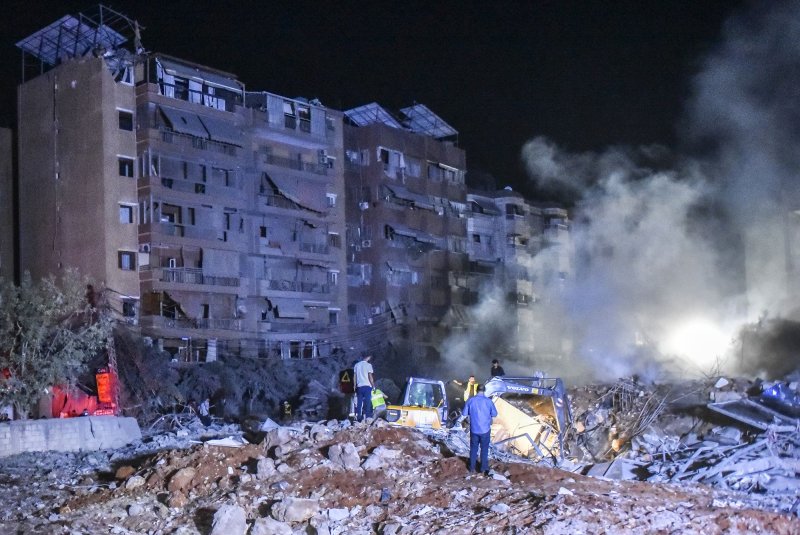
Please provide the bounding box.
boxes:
[16,4,143,80]
[399,103,458,139]
[344,102,403,129]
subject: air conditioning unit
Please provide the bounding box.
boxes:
[361,240,372,248]
[138,243,151,253]
[359,201,369,210]
[318,149,328,164]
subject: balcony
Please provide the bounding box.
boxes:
[261,279,330,295]
[139,315,242,332]
[159,267,239,287]
[264,153,328,176]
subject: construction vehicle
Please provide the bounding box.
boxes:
[484,376,572,460]
[385,377,449,429]
[386,375,572,459]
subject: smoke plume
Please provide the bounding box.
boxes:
[442,1,800,383]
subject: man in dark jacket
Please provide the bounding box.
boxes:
[462,383,498,475]
[490,359,506,377]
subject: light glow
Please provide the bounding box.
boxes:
[661,317,733,369]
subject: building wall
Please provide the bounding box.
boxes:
[344,119,467,369]
[0,416,141,458]
[0,127,12,279]
[17,56,139,304]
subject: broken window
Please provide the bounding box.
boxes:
[283,101,296,129]
[406,156,422,177]
[472,234,481,243]
[297,104,311,132]
[118,110,133,131]
[122,299,137,317]
[427,163,442,181]
[118,157,135,178]
[118,251,136,271]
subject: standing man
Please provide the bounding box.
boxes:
[353,354,375,421]
[462,383,498,476]
[454,375,479,402]
[490,359,506,377]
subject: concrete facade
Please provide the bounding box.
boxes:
[0,127,12,280]
[343,107,468,369]
[17,56,139,312]
[16,12,349,363]
[0,416,141,458]
[466,189,572,357]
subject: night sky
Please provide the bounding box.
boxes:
[0,1,745,197]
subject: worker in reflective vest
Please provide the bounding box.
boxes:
[371,387,388,418]
[454,375,479,401]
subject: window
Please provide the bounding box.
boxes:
[260,226,268,238]
[326,193,337,207]
[118,110,133,131]
[472,234,481,243]
[118,157,135,178]
[328,233,341,248]
[328,271,339,286]
[427,163,443,181]
[406,156,422,177]
[118,251,136,271]
[119,204,134,224]
[188,207,195,225]
[329,310,339,326]
[122,299,136,317]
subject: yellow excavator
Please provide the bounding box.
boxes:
[385,375,572,459]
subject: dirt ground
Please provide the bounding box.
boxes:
[0,422,797,534]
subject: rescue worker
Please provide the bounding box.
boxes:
[454,375,479,401]
[353,354,375,421]
[198,398,211,426]
[371,387,388,419]
[490,359,506,377]
[461,383,498,476]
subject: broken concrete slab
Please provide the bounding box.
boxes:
[707,398,799,430]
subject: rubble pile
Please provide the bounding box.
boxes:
[1,413,798,534]
[570,375,800,514]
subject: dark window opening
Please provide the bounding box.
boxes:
[118,110,133,131]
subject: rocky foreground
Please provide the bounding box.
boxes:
[0,417,798,535]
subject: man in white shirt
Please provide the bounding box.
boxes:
[353,354,375,421]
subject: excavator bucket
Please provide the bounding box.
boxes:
[485,376,572,460]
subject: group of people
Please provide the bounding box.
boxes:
[346,354,508,476]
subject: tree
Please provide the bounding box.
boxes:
[0,270,111,418]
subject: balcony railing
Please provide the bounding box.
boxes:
[140,315,242,331]
[159,267,239,287]
[264,153,328,176]
[265,279,330,294]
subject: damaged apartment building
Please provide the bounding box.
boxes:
[343,103,469,366]
[465,188,572,357]
[15,7,347,362]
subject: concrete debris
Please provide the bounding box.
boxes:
[251,517,292,535]
[327,441,362,471]
[210,503,247,535]
[0,376,798,533]
[571,372,800,515]
[271,497,320,523]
